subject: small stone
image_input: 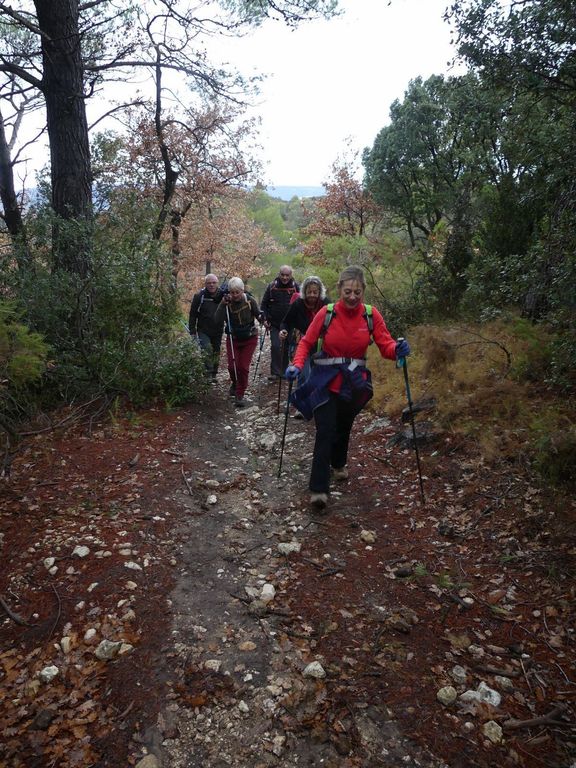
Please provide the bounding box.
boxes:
[238,700,249,713]
[43,557,56,569]
[84,628,97,642]
[60,636,73,654]
[125,581,138,590]
[278,541,301,555]
[94,639,122,660]
[482,720,503,744]
[206,494,218,505]
[260,584,276,604]
[360,530,376,544]
[72,545,90,558]
[303,661,326,679]
[238,641,257,651]
[134,756,161,768]
[436,685,458,706]
[38,665,59,683]
[124,561,142,571]
[450,665,468,685]
[204,659,222,672]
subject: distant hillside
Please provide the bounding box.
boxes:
[266,185,325,200]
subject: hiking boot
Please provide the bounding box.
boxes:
[310,492,328,510]
[234,397,247,408]
[293,411,304,420]
[333,466,348,481]
[229,383,236,397]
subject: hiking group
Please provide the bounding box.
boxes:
[189,265,410,511]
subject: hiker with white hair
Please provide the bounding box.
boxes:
[215,277,264,407]
[279,276,330,414]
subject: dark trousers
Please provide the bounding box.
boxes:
[198,331,222,377]
[226,334,258,398]
[270,326,289,377]
[309,393,359,493]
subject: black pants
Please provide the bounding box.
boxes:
[270,325,289,377]
[309,393,359,493]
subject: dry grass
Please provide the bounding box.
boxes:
[369,320,575,482]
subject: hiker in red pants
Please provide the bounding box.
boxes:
[215,277,264,408]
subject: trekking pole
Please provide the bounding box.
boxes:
[396,339,425,505]
[276,337,285,414]
[225,304,238,384]
[277,378,294,478]
[252,327,268,382]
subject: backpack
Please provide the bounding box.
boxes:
[316,303,374,353]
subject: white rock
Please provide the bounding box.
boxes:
[460,681,501,707]
[204,659,222,672]
[118,643,134,655]
[38,665,59,683]
[60,636,73,654]
[450,664,468,685]
[49,566,58,575]
[278,541,301,555]
[124,561,142,571]
[303,661,326,679]
[134,756,160,768]
[72,545,90,558]
[360,530,376,544]
[125,581,138,590]
[258,433,277,450]
[482,720,503,743]
[494,675,515,692]
[260,584,276,604]
[238,700,249,713]
[43,557,56,569]
[84,628,97,642]
[206,494,218,505]
[94,639,122,660]
[436,685,458,705]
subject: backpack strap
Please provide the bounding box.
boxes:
[316,303,335,353]
[364,304,374,345]
[317,303,374,352]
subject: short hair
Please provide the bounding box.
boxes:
[337,265,366,290]
[279,265,292,275]
[228,276,244,291]
[205,273,218,283]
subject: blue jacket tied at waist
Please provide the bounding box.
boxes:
[290,355,373,420]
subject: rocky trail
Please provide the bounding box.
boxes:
[1,360,575,768]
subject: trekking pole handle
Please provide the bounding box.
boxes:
[395,336,406,369]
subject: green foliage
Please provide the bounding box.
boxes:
[0,301,48,387]
[4,200,209,410]
[0,300,49,436]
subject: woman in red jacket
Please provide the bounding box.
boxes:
[286,265,410,510]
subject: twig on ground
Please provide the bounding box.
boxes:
[0,595,30,626]
[47,584,62,640]
[181,466,193,496]
[503,704,570,730]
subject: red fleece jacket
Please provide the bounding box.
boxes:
[293,301,397,394]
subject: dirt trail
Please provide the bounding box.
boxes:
[1,359,574,768]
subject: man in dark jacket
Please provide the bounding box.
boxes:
[260,265,299,379]
[189,274,225,381]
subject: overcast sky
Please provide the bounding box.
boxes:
[14,0,459,190]
[208,0,458,187]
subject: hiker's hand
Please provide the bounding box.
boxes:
[395,338,410,358]
[285,365,300,381]
[279,329,288,340]
[264,319,271,329]
[222,293,231,304]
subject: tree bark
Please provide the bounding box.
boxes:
[0,109,31,268]
[34,0,93,278]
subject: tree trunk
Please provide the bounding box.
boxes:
[0,109,31,269]
[34,0,93,278]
